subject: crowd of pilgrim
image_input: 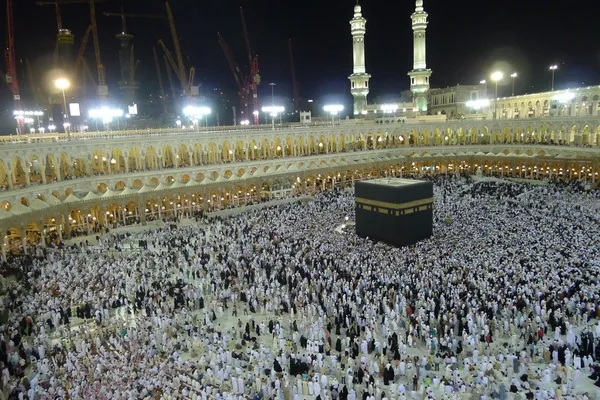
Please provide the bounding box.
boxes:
[0,173,598,400]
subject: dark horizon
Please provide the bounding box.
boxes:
[1,0,600,117]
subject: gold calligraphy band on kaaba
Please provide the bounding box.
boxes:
[355,197,434,210]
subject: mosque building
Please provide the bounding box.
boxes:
[350,1,600,121]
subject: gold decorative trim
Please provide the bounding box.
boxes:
[355,197,433,210]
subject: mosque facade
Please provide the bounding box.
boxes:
[0,115,598,256]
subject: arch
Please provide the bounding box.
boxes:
[207,142,218,164]
[110,148,126,173]
[0,160,9,190]
[222,141,233,163]
[44,154,57,183]
[115,181,126,190]
[177,144,191,167]
[145,146,159,170]
[11,156,27,187]
[128,147,143,172]
[132,179,144,188]
[162,145,176,169]
[29,155,43,184]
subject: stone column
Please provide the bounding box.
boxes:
[139,203,147,226]
[40,226,47,247]
[41,163,47,184]
[63,215,71,238]
[21,235,27,255]
[55,156,62,181]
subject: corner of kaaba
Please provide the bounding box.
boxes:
[355,178,433,247]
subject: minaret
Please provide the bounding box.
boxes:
[348,1,371,116]
[408,0,432,113]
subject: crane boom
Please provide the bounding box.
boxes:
[74,25,92,75]
[217,32,249,122]
[288,39,300,113]
[157,39,185,88]
[55,3,62,30]
[88,0,105,88]
[5,0,23,134]
[103,12,166,19]
[240,7,253,66]
[153,47,168,115]
[165,2,186,83]
[164,55,177,100]
[217,33,245,91]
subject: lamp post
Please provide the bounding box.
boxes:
[491,72,503,119]
[510,73,517,96]
[262,106,284,130]
[549,65,558,91]
[324,105,344,125]
[269,83,276,106]
[55,78,71,137]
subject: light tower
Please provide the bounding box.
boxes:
[348,1,371,116]
[408,0,432,114]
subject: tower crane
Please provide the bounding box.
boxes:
[153,47,168,115]
[5,0,23,134]
[103,8,166,106]
[217,32,249,123]
[37,0,108,101]
[158,2,197,101]
[288,39,300,114]
[240,7,261,124]
[217,8,260,125]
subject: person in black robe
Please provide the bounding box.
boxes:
[273,358,282,373]
[336,338,342,353]
[357,367,364,384]
[383,363,394,385]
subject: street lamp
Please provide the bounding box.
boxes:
[261,106,284,130]
[183,106,211,129]
[323,105,344,125]
[269,83,276,105]
[55,78,71,137]
[510,73,517,96]
[549,65,558,91]
[490,71,503,119]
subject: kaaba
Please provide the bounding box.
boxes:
[355,178,433,247]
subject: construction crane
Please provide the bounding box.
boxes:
[103,8,166,106]
[74,25,92,77]
[217,32,249,123]
[158,2,197,100]
[37,0,108,100]
[240,7,260,124]
[288,39,300,114]
[5,0,23,134]
[153,47,168,115]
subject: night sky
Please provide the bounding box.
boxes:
[3,0,600,114]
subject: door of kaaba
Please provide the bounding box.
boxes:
[355,178,433,247]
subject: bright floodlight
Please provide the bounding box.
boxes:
[552,92,575,103]
[55,78,70,90]
[183,106,211,117]
[549,65,558,71]
[380,104,398,113]
[240,120,250,125]
[13,110,43,116]
[89,108,124,123]
[323,104,344,114]
[510,72,517,78]
[480,80,486,84]
[465,99,490,110]
[262,106,284,113]
[491,71,503,82]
